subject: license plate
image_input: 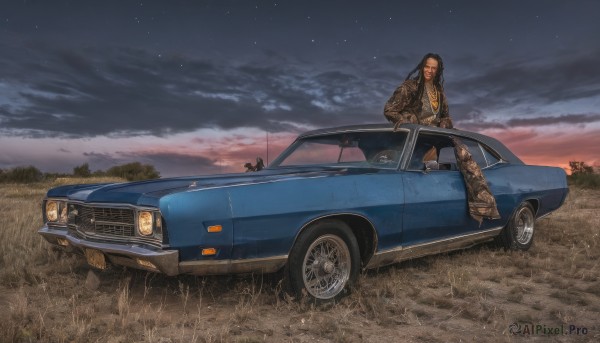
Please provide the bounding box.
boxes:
[85,249,106,270]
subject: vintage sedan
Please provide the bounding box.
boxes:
[39,124,568,301]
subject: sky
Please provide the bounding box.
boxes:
[1,0,599,177]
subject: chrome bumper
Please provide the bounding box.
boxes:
[38,226,180,276]
[38,226,287,276]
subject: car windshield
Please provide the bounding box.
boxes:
[271,131,408,169]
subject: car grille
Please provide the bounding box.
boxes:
[68,204,135,238]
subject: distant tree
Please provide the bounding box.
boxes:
[106,162,160,181]
[569,161,594,175]
[0,165,44,183]
[73,163,91,177]
[567,161,599,189]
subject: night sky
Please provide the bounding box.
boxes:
[1,0,599,176]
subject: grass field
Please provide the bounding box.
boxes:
[0,179,598,342]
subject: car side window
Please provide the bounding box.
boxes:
[408,133,456,171]
[408,134,497,171]
[481,145,501,166]
[461,138,488,168]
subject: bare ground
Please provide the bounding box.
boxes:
[0,180,598,342]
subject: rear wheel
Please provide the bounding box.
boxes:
[499,202,535,250]
[287,220,360,303]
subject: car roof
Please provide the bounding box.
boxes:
[298,123,524,164]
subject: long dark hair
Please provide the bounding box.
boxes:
[405,53,445,108]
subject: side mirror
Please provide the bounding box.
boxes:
[423,160,439,173]
[244,157,265,172]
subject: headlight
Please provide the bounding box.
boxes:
[46,201,58,222]
[138,211,154,236]
[59,205,68,223]
[46,200,68,224]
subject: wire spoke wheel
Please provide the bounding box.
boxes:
[515,206,534,245]
[287,220,359,302]
[302,234,351,299]
[498,202,536,251]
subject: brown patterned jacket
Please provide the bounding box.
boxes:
[383,79,453,129]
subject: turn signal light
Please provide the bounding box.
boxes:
[207,225,222,233]
[202,248,217,256]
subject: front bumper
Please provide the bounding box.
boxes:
[38,226,288,276]
[38,226,180,276]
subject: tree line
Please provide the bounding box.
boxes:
[0,162,160,183]
[568,161,599,189]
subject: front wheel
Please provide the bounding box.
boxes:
[287,220,360,303]
[499,202,535,250]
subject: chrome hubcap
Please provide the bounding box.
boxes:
[302,234,351,299]
[323,261,335,274]
[515,206,534,244]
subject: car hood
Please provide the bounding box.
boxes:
[47,166,383,207]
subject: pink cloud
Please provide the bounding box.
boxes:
[128,132,297,175]
[107,127,599,177]
[482,127,600,173]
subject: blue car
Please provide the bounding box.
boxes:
[39,124,568,301]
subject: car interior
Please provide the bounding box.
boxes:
[408,134,457,171]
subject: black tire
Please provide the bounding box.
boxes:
[498,202,535,251]
[286,219,360,303]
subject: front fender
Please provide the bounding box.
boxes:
[160,188,233,261]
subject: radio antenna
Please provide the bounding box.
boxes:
[266,131,269,165]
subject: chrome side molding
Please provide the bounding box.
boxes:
[365,227,503,270]
[179,255,288,275]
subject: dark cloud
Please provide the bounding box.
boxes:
[2,40,600,140]
[5,42,600,140]
[446,49,600,114]
[506,113,600,127]
[451,111,600,132]
[456,121,507,132]
[0,43,386,138]
[1,0,600,140]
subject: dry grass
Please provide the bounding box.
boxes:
[0,180,599,342]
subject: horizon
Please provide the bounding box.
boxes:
[1,1,599,177]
